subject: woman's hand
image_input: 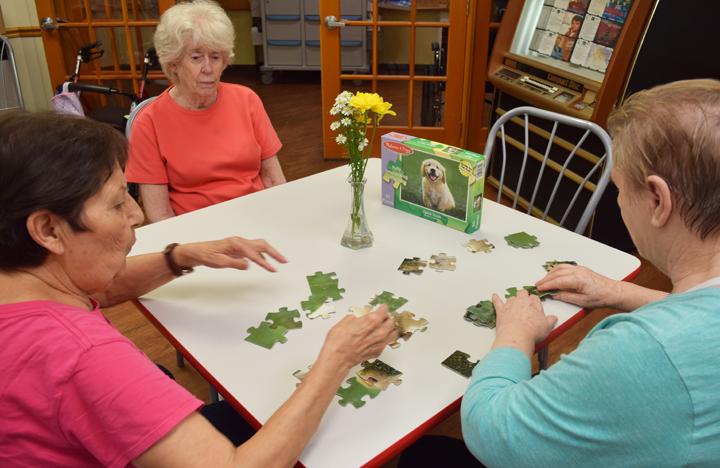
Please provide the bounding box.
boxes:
[318,305,399,371]
[536,264,622,309]
[174,237,287,272]
[491,291,558,358]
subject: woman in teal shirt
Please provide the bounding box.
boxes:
[459,79,720,467]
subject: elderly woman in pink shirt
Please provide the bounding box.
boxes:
[0,111,397,467]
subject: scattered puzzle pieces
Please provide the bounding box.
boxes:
[465,300,496,328]
[336,377,381,408]
[442,350,479,378]
[383,160,408,189]
[245,321,288,349]
[357,360,403,390]
[391,310,429,348]
[429,253,456,272]
[465,239,495,253]
[505,286,557,301]
[369,291,408,312]
[399,257,427,275]
[543,260,578,272]
[505,231,540,249]
[265,307,302,330]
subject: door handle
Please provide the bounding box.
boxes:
[40,17,69,30]
[324,15,346,29]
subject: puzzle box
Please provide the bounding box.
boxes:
[381,132,486,233]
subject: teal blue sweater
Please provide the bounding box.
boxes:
[461,288,720,467]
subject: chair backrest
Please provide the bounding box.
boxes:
[0,35,24,111]
[125,95,157,139]
[483,106,612,234]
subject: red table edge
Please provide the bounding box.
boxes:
[132,264,641,468]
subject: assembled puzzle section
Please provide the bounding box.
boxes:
[381,132,486,233]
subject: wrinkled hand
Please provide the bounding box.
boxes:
[319,305,399,370]
[491,291,557,357]
[536,264,620,309]
[174,237,287,272]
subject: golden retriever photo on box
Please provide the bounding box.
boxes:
[421,158,455,212]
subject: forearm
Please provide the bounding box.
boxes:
[94,244,201,307]
[93,252,176,307]
[233,353,348,467]
[260,156,286,188]
[139,184,175,223]
[461,348,532,465]
[615,281,668,311]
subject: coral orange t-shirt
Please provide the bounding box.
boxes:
[126,82,282,215]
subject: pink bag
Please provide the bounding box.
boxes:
[51,82,85,116]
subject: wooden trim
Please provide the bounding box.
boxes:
[35,0,67,91]
[464,0,492,153]
[217,0,250,9]
[4,27,42,38]
[340,74,446,82]
[346,20,449,27]
[49,20,159,27]
[593,0,656,126]
[319,0,342,157]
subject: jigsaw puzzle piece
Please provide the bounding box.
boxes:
[369,291,408,312]
[429,253,457,272]
[504,231,540,249]
[265,307,302,330]
[390,310,429,348]
[465,238,495,253]
[292,365,312,384]
[310,284,346,301]
[245,322,288,349]
[301,294,328,313]
[306,300,336,319]
[542,260,578,272]
[336,377,381,408]
[465,300,496,328]
[505,286,557,301]
[398,257,427,275]
[306,271,339,291]
[442,350,479,378]
[357,360,403,390]
[349,305,374,317]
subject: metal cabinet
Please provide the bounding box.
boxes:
[260,0,368,83]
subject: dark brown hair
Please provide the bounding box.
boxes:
[608,79,720,239]
[0,111,128,270]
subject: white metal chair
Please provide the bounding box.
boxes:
[483,106,612,234]
[0,35,24,111]
[125,95,157,139]
[483,106,613,369]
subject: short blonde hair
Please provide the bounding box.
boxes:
[608,79,720,238]
[154,0,235,78]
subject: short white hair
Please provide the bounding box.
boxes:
[154,0,235,77]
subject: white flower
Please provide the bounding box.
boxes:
[330,121,341,131]
[358,142,366,151]
[341,117,352,126]
[330,106,339,116]
[341,107,352,116]
[335,134,347,144]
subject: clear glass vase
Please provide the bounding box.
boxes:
[341,177,374,249]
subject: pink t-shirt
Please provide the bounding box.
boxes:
[125,82,283,215]
[0,300,202,467]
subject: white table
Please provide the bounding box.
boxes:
[130,159,640,468]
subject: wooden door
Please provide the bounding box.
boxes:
[35,0,173,111]
[320,0,482,159]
